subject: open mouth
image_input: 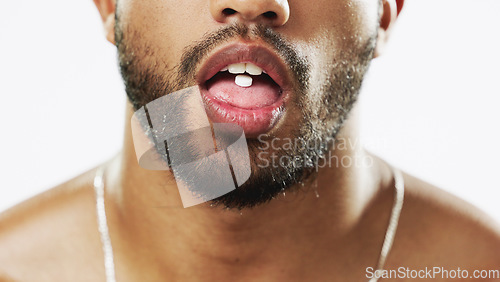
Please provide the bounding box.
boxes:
[197,43,291,136]
[205,62,282,109]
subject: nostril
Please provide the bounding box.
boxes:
[262,11,277,20]
[222,8,237,16]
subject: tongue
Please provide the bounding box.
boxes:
[206,72,281,109]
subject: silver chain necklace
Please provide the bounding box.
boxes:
[94,169,116,282]
[94,167,404,282]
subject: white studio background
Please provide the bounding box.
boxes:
[0,0,499,221]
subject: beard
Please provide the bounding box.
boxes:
[116,19,376,210]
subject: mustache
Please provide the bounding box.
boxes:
[175,23,309,91]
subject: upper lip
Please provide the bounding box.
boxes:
[195,42,292,91]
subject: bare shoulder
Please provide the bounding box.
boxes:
[389,172,500,268]
[0,168,105,281]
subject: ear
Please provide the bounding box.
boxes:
[93,0,116,45]
[374,0,404,58]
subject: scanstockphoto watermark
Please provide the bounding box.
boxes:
[366,267,500,280]
[256,135,374,170]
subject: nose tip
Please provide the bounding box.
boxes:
[210,0,290,27]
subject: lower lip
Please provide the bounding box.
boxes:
[199,86,285,137]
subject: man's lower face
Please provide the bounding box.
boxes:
[117,8,377,209]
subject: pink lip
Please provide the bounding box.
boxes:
[195,43,292,90]
[201,91,285,137]
[196,42,292,137]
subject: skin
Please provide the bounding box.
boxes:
[1,0,500,281]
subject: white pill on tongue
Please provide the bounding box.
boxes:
[235,74,253,87]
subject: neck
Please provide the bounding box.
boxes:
[102,103,391,280]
